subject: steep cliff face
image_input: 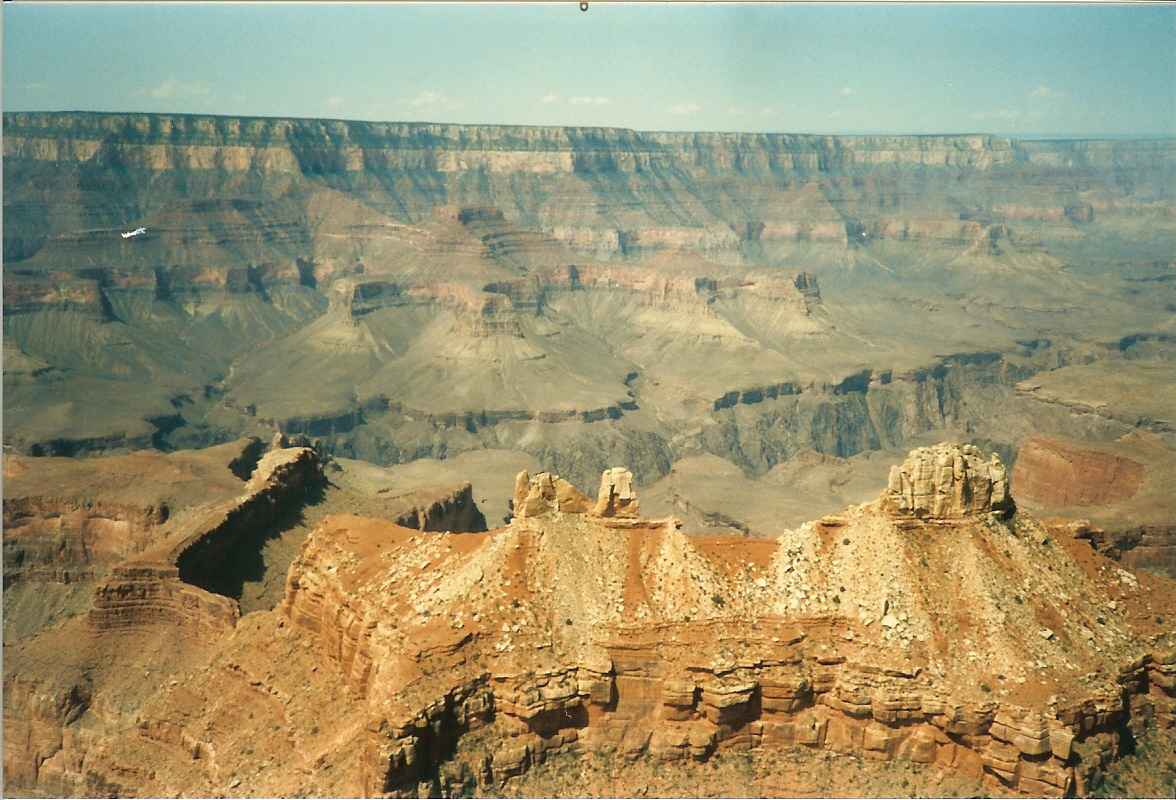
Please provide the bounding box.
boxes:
[1014,438,1145,509]
[389,482,488,533]
[1011,433,1176,580]
[1,442,499,796]
[1,440,261,640]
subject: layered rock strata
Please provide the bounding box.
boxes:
[276,446,1174,797]
[1013,438,1145,508]
[86,447,322,635]
[1,441,259,590]
[389,483,489,533]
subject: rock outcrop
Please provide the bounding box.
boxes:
[1010,433,1176,579]
[882,443,1014,520]
[87,562,239,634]
[1066,519,1176,582]
[5,110,1175,505]
[84,446,322,635]
[511,470,594,519]
[390,482,488,532]
[5,444,1176,797]
[273,447,1172,798]
[510,467,642,520]
[593,466,640,518]
[1,441,259,590]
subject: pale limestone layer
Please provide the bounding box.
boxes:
[883,443,1013,519]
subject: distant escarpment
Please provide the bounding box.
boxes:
[6,112,1175,264]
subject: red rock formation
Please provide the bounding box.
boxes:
[1013,437,1144,508]
[6,444,1175,798]
[277,447,1174,797]
[88,563,239,634]
[83,446,322,636]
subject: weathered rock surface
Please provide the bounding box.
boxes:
[3,109,1176,794]
[389,482,488,533]
[5,112,1174,525]
[5,444,1176,797]
[511,470,594,518]
[593,467,640,518]
[882,443,1013,519]
[1011,432,1176,580]
[1014,437,1144,508]
[269,453,1174,797]
[83,446,323,635]
[2,439,260,588]
[1,440,263,640]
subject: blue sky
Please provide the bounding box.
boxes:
[4,3,1174,136]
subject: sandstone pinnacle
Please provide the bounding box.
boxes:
[593,467,639,518]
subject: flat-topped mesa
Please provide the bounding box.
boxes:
[510,466,640,520]
[882,443,1014,520]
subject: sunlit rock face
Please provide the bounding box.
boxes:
[882,443,1014,520]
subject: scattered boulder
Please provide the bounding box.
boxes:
[882,443,1014,520]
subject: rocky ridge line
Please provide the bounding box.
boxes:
[276,445,1175,797]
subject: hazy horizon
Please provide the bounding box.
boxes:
[8,107,1176,142]
[4,3,1174,138]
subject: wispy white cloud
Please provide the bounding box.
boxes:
[327,96,345,109]
[568,95,610,106]
[541,92,561,104]
[410,90,447,108]
[401,90,462,116]
[20,81,49,91]
[138,78,211,100]
[970,108,1022,121]
[839,86,855,97]
[1029,85,1065,100]
[668,102,702,116]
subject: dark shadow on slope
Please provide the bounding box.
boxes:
[177,472,329,604]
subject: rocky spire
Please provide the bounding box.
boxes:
[593,467,639,518]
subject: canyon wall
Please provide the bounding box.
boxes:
[5,110,1175,570]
